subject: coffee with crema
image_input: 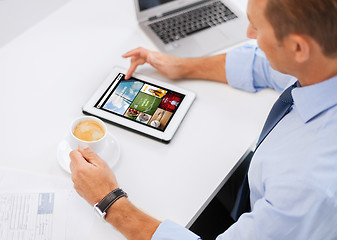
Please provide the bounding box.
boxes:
[73,120,105,142]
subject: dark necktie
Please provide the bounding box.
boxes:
[230,81,299,221]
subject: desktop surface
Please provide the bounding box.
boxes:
[0,0,279,239]
[0,0,70,47]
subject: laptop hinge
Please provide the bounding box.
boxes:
[149,15,162,21]
[148,0,210,21]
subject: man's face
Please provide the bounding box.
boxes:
[246,0,292,74]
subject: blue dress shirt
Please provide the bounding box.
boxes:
[151,44,337,240]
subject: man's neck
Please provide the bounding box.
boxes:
[296,56,337,87]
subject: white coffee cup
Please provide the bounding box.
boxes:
[69,116,107,153]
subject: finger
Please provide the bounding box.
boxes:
[78,145,103,166]
[126,56,148,79]
[125,60,140,79]
[124,48,151,79]
[69,150,86,173]
[122,47,143,58]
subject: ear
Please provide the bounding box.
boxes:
[287,34,310,63]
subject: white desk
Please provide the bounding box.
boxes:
[0,0,70,47]
[0,0,278,239]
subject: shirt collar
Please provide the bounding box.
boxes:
[292,75,337,123]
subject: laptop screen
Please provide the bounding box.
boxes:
[139,0,175,11]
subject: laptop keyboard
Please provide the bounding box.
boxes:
[149,1,238,44]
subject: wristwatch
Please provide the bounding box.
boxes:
[94,188,128,220]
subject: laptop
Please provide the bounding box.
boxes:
[186,149,254,239]
[134,0,249,57]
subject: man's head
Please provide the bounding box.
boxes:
[265,0,337,59]
[247,0,337,84]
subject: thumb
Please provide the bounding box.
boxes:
[69,149,87,172]
[78,143,103,166]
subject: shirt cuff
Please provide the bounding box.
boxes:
[226,44,259,93]
[151,220,201,240]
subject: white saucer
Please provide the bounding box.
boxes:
[57,132,120,174]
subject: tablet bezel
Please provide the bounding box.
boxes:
[82,66,196,142]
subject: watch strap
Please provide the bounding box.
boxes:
[95,188,127,217]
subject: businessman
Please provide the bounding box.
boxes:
[70,0,337,239]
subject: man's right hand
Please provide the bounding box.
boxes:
[122,47,187,80]
[122,47,228,84]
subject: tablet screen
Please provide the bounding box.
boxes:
[95,73,185,132]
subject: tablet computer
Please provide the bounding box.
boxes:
[82,67,196,142]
